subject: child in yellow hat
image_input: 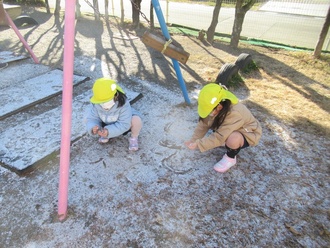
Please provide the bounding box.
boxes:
[184,83,262,173]
[85,78,142,151]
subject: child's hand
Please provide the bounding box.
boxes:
[92,126,99,135]
[184,141,197,150]
[97,128,108,138]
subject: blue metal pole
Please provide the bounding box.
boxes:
[151,0,191,104]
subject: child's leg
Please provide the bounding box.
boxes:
[214,132,249,173]
[225,131,248,158]
[98,122,109,144]
[128,115,142,151]
[130,115,142,138]
[225,131,245,149]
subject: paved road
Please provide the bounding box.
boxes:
[49,0,330,51]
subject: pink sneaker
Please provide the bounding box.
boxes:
[129,137,139,151]
[214,154,236,173]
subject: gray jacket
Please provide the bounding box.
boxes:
[85,100,139,138]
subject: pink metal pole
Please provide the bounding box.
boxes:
[58,0,76,221]
[4,11,39,63]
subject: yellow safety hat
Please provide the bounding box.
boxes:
[90,78,125,104]
[198,83,238,118]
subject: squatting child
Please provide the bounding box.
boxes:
[85,78,142,151]
[185,83,262,173]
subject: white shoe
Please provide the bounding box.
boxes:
[129,137,139,151]
[214,154,236,173]
[98,137,109,144]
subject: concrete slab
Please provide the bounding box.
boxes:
[0,89,142,174]
[0,50,28,63]
[1,61,52,84]
[0,69,89,119]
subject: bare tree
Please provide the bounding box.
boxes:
[230,0,255,48]
[93,0,100,20]
[121,0,124,24]
[150,1,154,29]
[54,0,61,15]
[313,6,330,58]
[76,0,81,19]
[131,0,142,28]
[105,0,109,21]
[206,0,223,43]
[44,0,51,14]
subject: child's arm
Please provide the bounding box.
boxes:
[184,141,198,150]
[190,118,210,141]
[184,118,209,150]
[85,105,102,136]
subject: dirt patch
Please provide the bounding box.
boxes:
[0,7,329,247]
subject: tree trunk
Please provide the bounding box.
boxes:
[150,2,154,29]
[230,0,255,48]
[120,0,124,24]
[105,0,109,21]
[44,0,50,14]
[93,0,100,21]
[230,9,244,48]
[206,0,222,43]
[131,0,142,28]
[54,0,61,16]
[76,0,81,19]
[313,6,330,58]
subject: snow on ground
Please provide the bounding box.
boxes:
[0,55,329,247]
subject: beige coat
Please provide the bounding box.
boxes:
[191,102,262,152]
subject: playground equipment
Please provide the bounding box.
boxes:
[13,15,38,27]
[58,0,192,221]
[0,2,39,63]
[82,0,191,104]
[58,0,76,221]
[215,53,255,87]
[150,0,190,104]
[141,31,190,65]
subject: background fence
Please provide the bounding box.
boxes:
[72,0,330,51]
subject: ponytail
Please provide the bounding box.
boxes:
[114,91,127,107]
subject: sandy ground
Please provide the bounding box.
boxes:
[0,7,329,248]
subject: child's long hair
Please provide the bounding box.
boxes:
[114,91,127,108]
[200,99,232,130]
